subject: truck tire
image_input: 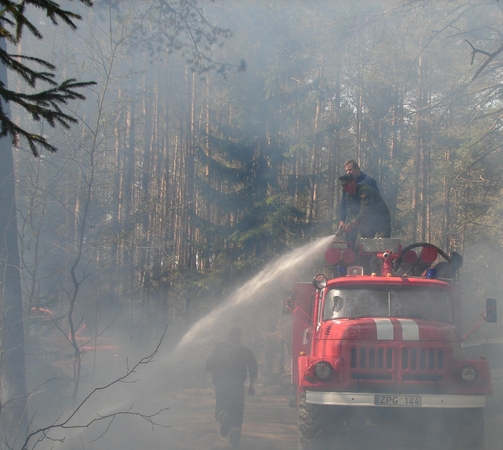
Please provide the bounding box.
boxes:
[297,393,333,450]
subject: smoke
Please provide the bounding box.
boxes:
[176,235,334,353]
[23,234,503,450]
[25,236,333,450]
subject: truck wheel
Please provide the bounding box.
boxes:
[450,408,484,450]
[297,393,333,450]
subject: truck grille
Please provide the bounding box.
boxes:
[349,345,444,382]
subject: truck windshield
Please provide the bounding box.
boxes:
[323,286,453,323]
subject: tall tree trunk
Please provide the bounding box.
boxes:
[0,36,28,449]
[420,62,430,243]
[307,98,321,222]
[327,68,341,230]
[443,146,451,249]
[411,51,424,242]
[356,67,363,161]
[200,76,211,273]
[386,72,402,223]
[186,71,196,271]
[139,79,153,293]
[443,106,452,250]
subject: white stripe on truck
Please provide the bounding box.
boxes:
[398,318,419,340]
[374,318,394,340]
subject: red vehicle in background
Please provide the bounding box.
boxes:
[287,238,496,450]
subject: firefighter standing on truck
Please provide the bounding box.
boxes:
[338,159,380,234]
[205,327,258,448]
[339,173,391,246]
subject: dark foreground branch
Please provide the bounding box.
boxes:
[465,39,503,81]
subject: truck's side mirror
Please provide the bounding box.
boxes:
[283,297,294,315]
[485,298,497,323]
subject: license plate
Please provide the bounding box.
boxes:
[374,395,421,406]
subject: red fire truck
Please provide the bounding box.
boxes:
[287,238,496,450]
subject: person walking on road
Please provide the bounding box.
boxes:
[205,327,258,447]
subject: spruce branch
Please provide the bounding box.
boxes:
[0,1,93,43]
[0,78,95,156]
[0,0,96,156]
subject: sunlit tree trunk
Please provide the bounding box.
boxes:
[356,66,363,161]
[443,146,451,250]
[173,127,182,269]
[307,98,321,222]
[327,68,341,230]
[161,62,176,279]
[422,127,431,243]
[121,101,135,288]
[110,92,124,296]
[186,70,196,271]
[139,77,151,293]
[419,60,430,243]
[199,76,211,273]
[110,85,128,297]
[411,50,424,242]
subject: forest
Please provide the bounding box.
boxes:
[2,0,503,448]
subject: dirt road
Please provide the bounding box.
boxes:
[163,384,298,450]
[78,362,503,450]
[159,380,503,450]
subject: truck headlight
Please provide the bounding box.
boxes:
[460,365,478,382]
[314,361,332,380]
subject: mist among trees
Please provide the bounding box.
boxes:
[2,0,503,448]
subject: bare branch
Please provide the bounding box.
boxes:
[465,39,503,81]
[21,324,170,450]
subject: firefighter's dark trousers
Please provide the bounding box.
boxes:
[214,379,245,428]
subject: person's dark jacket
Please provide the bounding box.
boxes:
[205,341,258,385]
[346,184,391,237]
[339,171,378,222]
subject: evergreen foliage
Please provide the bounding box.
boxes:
[196,127,305,264]
[0,0,95,156]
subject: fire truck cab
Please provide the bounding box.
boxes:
[288,238,496,450]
